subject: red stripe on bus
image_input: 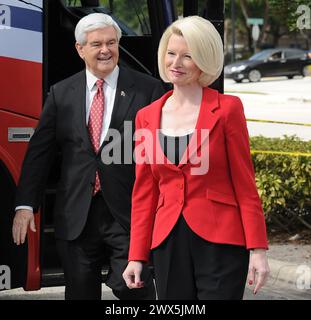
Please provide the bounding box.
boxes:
[0,56,42,119]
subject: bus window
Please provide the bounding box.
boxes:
[64,0,151,36]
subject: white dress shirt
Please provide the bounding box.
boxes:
[16,66,120,213]
[86,66,119,145]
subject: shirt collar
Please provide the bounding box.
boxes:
[86,65,119,91]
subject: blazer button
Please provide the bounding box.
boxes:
[179,199,184,205]
[177,183,184,189]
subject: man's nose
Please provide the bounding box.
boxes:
[100,45,109,53]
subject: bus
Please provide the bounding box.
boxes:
[0,0,224,291]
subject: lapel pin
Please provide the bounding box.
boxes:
[121,91,126,97]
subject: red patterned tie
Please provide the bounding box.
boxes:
[88,79,104,195]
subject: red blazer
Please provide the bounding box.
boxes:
[129,87,268,262]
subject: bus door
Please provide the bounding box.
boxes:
[0,0,43,291]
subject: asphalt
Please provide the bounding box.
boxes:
[224,77,311,141]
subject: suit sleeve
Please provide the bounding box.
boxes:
[128,110,160,262]
[224,96,268,250]
[150,80,166,103]
[14,86,58,212]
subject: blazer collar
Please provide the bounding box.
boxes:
[145,86,219,127]
[97,65,136,154]
[145,87,220,169]
[68,71,95,154]
[108,65,135,131]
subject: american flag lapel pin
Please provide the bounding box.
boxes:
[121,91,126,97]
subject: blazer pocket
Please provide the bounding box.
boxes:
[156,194,164,212]
[206,189,238,207]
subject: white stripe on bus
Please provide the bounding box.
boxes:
[0,27,42,63]
[0,0,42,12]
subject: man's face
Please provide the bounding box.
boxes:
[76,26,119,78]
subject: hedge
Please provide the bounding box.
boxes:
[250,135,311,232]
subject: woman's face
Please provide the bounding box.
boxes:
[164,34,202,86]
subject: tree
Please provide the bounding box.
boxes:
[225,0,269,55]
[268,0,311,48]
[225,0,311,61]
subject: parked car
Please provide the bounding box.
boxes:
[224,48,311,82]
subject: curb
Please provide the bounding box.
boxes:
[268,258,310,288]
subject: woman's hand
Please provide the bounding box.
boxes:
[248,249,270,294]
[123,261,145,289]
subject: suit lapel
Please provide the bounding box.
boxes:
[107,66,135,132]
[99,66,135,152]
[70,70,94,153]
[143,91,180,171]
[178,87,220,168]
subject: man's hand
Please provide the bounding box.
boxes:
[122,261,145,289]
[12,209,36,245]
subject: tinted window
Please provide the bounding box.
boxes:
[284,50,304,59]
[249,50,274,61]
[173,0,223,18]
[269,51,282,61]
[65,0,151,35]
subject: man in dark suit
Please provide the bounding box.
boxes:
[12,13,164,300]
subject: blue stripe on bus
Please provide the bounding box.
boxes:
[9,6,42,33]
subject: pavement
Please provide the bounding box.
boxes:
[260,243,311,294]
[238,242,311,300]
[0,243,310,300]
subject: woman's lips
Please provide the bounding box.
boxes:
[170,69,185,76]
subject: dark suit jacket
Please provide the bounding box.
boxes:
[15,66,165,240]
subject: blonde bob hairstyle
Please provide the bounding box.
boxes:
[158,16,224,87]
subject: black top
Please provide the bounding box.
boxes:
[159,131,192,165]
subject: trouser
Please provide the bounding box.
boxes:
[152,215,249,300]
[56,193,156,300]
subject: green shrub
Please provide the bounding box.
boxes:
[250,135,311,232]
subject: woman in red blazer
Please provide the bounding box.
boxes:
[123,16,270,300]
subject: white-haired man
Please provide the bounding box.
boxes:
[13,13,164,300]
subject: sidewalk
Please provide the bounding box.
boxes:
[265,244,311,291]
